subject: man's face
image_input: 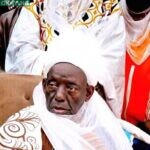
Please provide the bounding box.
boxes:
[43,63,93,115]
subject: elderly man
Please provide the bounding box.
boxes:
[0,65,133,149]
[0,31,149,150]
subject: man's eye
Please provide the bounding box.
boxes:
[47,81,57,88]
[67,85,77,92]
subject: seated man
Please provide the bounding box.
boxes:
[0,31,149,150]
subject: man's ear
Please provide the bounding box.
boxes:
[85,85,94,101]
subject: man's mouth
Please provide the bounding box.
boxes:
[51,107,69,114]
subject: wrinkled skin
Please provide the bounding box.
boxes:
[43,62,94,115]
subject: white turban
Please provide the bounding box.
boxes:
[43,29,102,86]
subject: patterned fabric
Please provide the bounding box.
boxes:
[25,0,120,47]
[25,0,56,46]
[0,106,42,150]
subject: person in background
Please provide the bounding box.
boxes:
[0,1,34,70]
[0,6,22,70]
[121,0,150,149]
[121,0,150,131]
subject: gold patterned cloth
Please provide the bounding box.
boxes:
[25,0,120,46]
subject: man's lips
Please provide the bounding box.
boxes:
[51,107,70,114]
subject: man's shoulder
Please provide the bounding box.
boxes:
[0,106,42,149]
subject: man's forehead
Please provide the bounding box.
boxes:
[50,62,84,73]
[47,62,87,80]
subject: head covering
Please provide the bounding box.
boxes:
[43,29,101,85]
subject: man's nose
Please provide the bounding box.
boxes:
[55,85,66,102]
